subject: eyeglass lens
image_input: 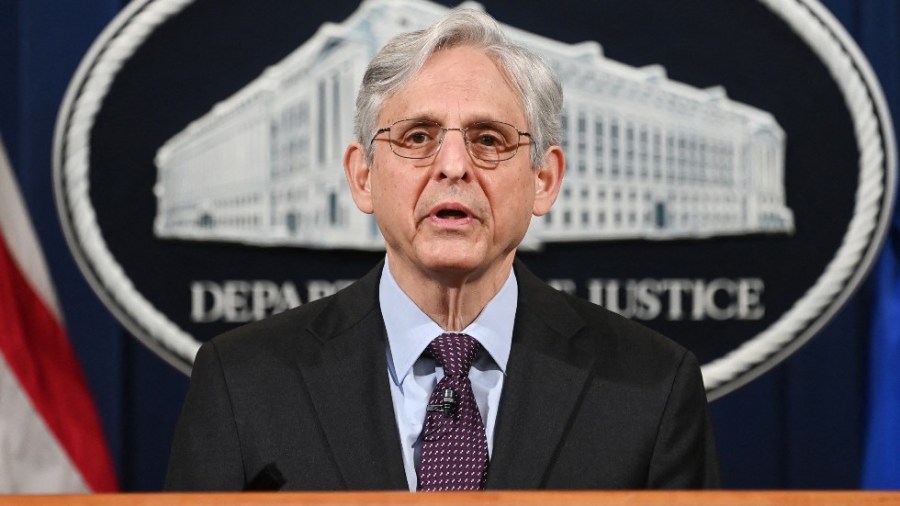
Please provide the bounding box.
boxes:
[389,119,521,161]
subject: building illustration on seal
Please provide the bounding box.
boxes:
[153,0,794,250]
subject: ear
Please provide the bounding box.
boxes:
[343,142,374,214]
[532,145,565,216]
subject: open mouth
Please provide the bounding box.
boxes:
[436,209,470,220]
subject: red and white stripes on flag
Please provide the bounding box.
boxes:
[0,138,117,492]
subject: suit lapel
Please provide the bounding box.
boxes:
[486,261,594,489]
[294,260,594,490]
[297,264,408,490]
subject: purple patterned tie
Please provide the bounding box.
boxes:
[418,333,488,491]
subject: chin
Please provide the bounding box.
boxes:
[416,246,486,275]
[421,255,483,274]
[411,232,519,273]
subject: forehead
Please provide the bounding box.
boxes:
[379,46,527,127]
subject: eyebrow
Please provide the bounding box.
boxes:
[391,111,507,126]
[389,112,442,124]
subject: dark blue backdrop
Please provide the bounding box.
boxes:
[1,0,897,491]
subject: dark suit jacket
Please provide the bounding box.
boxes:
[165,260,720,490]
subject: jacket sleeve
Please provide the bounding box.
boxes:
[647,350,721,488]
[165,341,246,491]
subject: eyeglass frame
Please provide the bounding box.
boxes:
[369,118,533,163]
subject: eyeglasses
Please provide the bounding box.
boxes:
[370,119,532,163]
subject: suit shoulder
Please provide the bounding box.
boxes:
[545,291,705,412]
[206,263,382,356]
[523,284,692,386]
[514,259,684,361]
[567,291,684,355]
[211,294,328,348]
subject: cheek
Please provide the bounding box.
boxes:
[372,170,420,223]
[485,170,535,213]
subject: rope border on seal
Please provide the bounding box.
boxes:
[55,0,199,374]
[53,0,897,390]
[701,0,896,399]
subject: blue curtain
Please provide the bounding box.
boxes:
[858,0,900,490]
[0,0,897,491]
[864,237,900,488]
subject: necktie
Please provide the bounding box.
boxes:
[418,332,489,491]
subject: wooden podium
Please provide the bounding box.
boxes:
[1,491,899,505]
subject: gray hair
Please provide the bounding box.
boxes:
[354,7,563,169]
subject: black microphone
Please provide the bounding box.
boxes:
[426,388,457,415]
[244,462,287,491]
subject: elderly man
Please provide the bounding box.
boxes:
[166,7,720,491]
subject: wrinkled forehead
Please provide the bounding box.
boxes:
[378,46,527,126]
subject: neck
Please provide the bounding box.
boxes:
[387,254,515,331]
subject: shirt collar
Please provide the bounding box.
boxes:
[380,259,516,386]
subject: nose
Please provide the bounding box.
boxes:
[434,128,471,182]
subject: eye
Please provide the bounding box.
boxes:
[474,133,501,147]
[406,130,432,145]
[469,128,507,147]
[467,122,515,151]
[395,121,440,147]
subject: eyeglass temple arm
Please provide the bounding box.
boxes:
[370,127,391,145]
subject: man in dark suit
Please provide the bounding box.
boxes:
[166,7,719,491]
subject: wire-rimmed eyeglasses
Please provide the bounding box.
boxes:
[370,118,532,163]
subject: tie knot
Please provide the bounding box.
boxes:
[427,333,481,376]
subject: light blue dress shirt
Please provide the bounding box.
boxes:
[380,260,516,491]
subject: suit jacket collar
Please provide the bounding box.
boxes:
[297,262,409,490]
[486,259,595,489]
[297,259,595,490]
